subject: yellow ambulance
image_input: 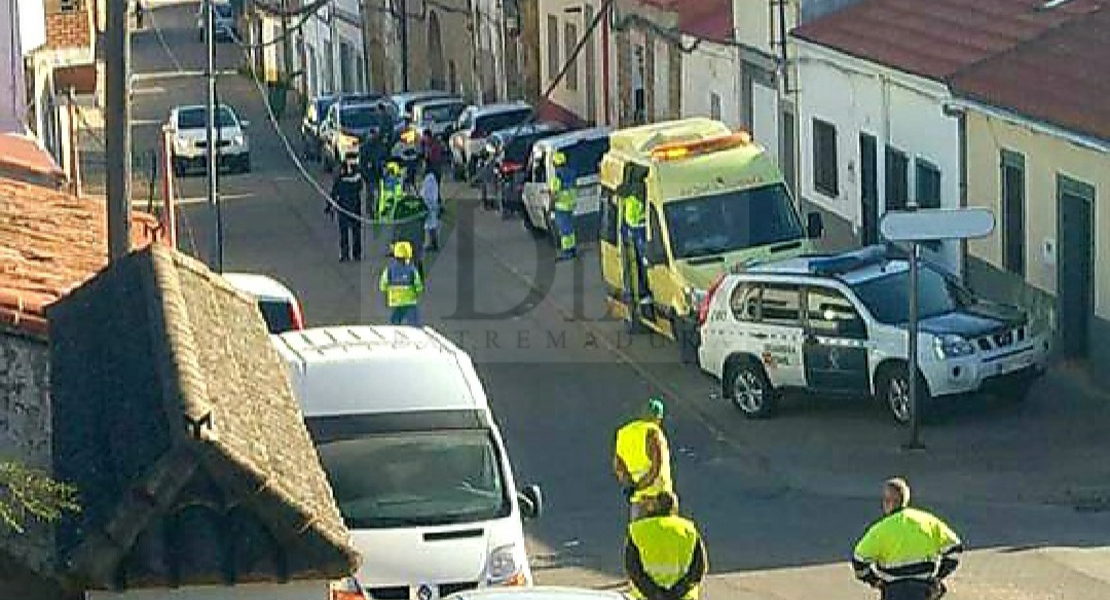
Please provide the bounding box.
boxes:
[598,117,824,363]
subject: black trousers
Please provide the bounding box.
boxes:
[882,580,945,600]
[339,216,362,260]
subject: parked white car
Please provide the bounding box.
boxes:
[449,103,534,181]
[697,246,1051,422]
[167,104,250,175]
[272,326,543,599]
[221,272,304,333]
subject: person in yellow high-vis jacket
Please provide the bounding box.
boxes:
[625,491,707,600]
[853,478,963,600]
[550,152,577,260]
[614,397,674,519]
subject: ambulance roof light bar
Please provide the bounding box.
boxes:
[650,131,752,162]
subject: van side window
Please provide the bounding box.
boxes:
[758,284,801,326]
[532,152,546,183]
[730,282,760,321]
[600,188,619,245]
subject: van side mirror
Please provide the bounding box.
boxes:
[518,485,543,519]
[806,211,824,239]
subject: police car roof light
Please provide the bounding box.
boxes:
[650,131,752,162]
[809,245,890,277]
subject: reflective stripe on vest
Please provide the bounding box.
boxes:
[384,261,422,307]
[615,420,672,502]
[624,195,645,228]
[629,515,700,599]
[554,189,576,212]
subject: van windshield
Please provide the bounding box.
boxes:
[314,428,510,528]
[564,138,608,177]
[664,182,804,259]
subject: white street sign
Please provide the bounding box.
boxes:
[880,208,995,242]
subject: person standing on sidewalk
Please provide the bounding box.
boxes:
[614,397,674,520]
[421,160,441,253]
[624,491,707,600]
[330,163,363,262]
[853,478,963,600]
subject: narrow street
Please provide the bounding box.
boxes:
[126,4,1110,598]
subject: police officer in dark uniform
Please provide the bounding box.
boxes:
[330,162,363,262]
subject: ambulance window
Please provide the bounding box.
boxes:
[758,284,801,326]
[648,206,667,262]
[730,282,760,321]
[600,188,619,245]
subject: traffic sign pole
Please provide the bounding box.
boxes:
[906,242,924,450]
[879,207,996,451]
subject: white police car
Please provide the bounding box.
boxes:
[697,246,1050,422]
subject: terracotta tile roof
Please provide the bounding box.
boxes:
[0,177,159,337]
[678,0,733,42]
[792,0,1104,81]
[950,6,1110,142]
[0,134,66,187]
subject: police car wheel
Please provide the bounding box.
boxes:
[877,365,930,424]
[726,359,776,418]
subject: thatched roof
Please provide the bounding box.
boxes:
[47,245,358,591]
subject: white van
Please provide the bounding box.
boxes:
[521,128,610,243]
[272,326,543,600]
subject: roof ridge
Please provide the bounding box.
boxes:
[144,245,216,444]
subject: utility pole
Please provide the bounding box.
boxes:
[281,0,292,83]
[204,0,222,271]
[399,0,409,91]
[105,0,132,260]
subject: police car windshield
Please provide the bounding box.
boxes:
[665,183,804,259]
[313,429,510,528]
[851,267,970,325]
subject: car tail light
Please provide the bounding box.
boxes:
[500,161,522,175]
[697,274,726,327]
[288,300,305,330]
[330,577,368,600]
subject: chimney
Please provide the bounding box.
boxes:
[44,0,93,51]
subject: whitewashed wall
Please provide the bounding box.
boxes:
[796,41,962,270]
[681,38,741,127]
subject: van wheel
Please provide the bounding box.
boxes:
[726,358,777,418]
[673,316,699,365]
[523,212,544,238]
[876,363,930,425]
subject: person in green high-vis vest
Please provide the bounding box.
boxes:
[550,152,577,260]
[624,491,707,600]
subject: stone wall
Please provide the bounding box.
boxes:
[0,331,55,576]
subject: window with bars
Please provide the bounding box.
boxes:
[915,159,941,209]
[710,93,721,120]
[812,119,838,197]
[885,147,908,211]
[547,16,560,83]
[1001,150,1025,276]
[564,22,578,91]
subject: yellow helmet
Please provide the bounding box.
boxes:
[552,152,566,167]
[387,161,402,176]
[392,241,413,259]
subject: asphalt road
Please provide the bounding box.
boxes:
[127,4,1110,598]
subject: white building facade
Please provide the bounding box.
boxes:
[300,0,367,98]
[680,38,742,128]
[795,40,962,270]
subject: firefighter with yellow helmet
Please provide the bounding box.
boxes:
[379,241,424,325]
[550,151,577,260]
